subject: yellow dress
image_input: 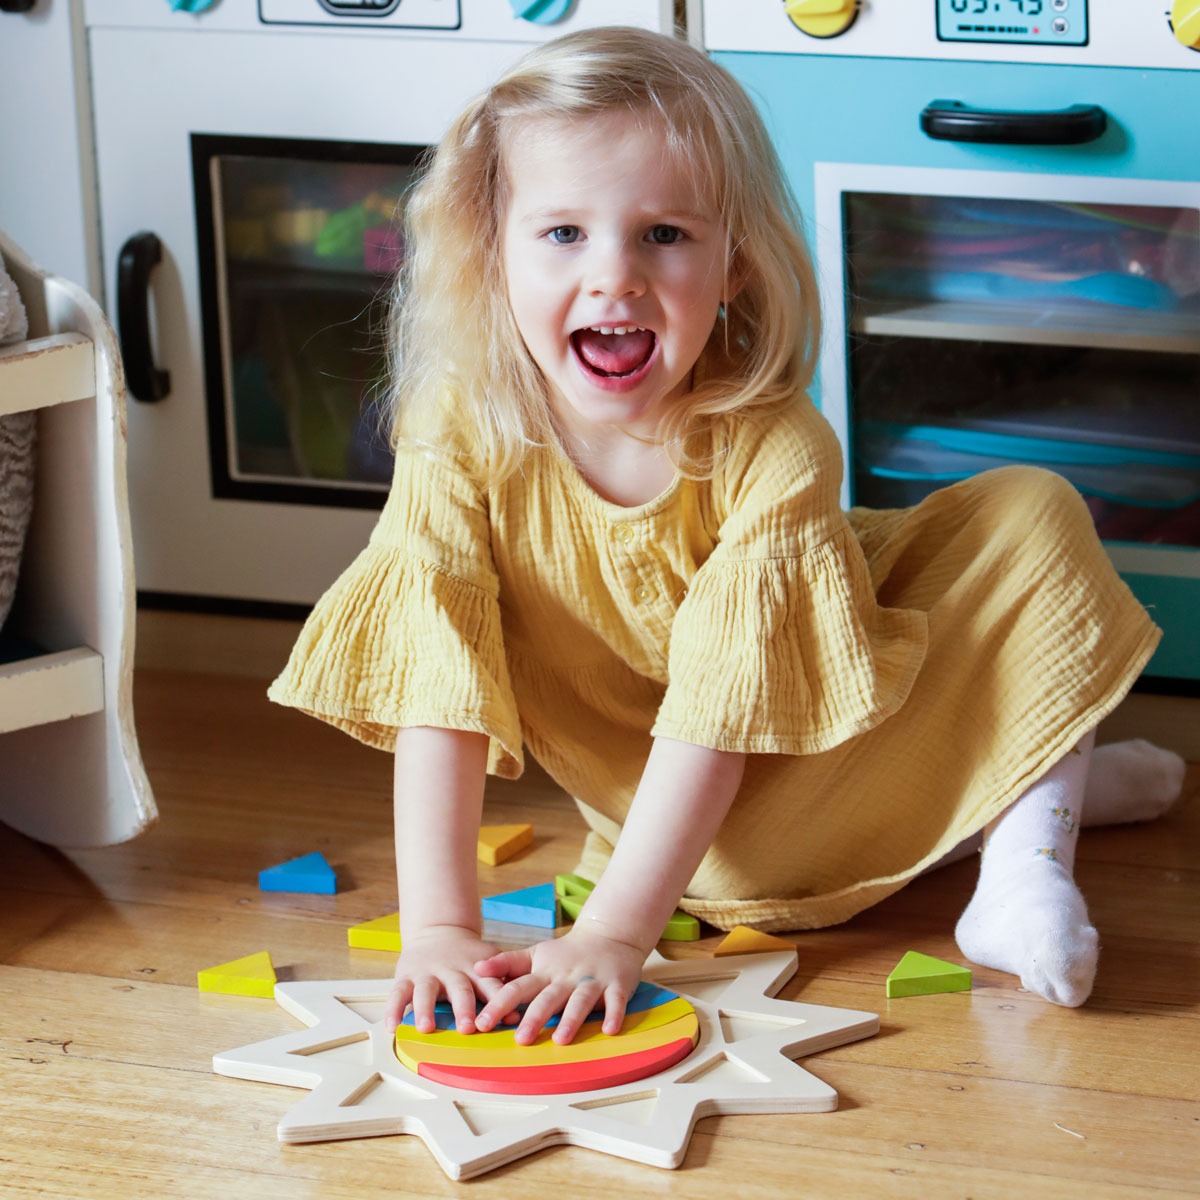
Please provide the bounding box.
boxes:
[268,399,1160,932]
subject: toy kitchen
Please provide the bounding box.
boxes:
[81,0,673,612]
[692,0,1200,688]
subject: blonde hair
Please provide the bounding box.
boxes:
[387,25,821,483]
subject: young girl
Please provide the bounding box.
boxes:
[269,27,1185,1046]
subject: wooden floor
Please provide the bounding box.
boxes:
[2,669,1197,1198]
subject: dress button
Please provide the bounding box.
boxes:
[613,523,635,544]
[634,585,654,604]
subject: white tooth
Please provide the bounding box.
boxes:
[598,326,613,335]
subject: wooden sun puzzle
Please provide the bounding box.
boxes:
[213,949,879,1180]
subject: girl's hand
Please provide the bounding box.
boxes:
[385,925,511,1035]
[472,927,646,1046]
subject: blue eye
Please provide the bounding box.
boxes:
[648,225,684,245]
[548,226,581,245]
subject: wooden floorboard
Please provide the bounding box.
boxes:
[0,668,1196,1198]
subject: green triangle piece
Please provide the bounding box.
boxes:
[554,872,699,941]
[886,950,972,998]
[555,873,593,921]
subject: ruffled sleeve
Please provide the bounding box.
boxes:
[651,404,928,755]
[268,444,523,777]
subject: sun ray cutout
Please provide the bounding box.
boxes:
[213,949,878,1180]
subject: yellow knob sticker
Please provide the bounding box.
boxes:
[1172,0,1200,48]
[785,0,859,39]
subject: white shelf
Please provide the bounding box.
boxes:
[0,333,95,416]
[854,299,1200,355]
[0,228,156,847]
[0,647,104,735]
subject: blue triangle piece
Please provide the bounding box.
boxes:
[481,881,559,928]
[259,851,337,895]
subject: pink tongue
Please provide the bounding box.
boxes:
[574,329,654,376]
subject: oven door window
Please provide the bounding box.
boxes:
[845,193,1200,549]
[193,134,423,508]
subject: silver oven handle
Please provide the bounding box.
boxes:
[920,100,1108,146]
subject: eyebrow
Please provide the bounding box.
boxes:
[518,208,718,226]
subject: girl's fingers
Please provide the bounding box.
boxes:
[475,949,533,980]
[475,977,539,1032]
[411,977,443,1034]
[552,978,606,1045]
[385,979,414,1033]
[601,984,631,1036]
[444,976,480,1034]
[476,974,504,1002]
[514,983,574,1045]
[475,974,522,1023]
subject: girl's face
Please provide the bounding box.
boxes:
[501,110,728,446]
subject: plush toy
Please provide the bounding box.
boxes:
[0,253,35,634]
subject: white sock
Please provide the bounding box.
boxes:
[931,738,1185,872]
[955,732,1098,1007]
[1083,739,1186,825]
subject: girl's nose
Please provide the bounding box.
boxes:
[587,242,646,299]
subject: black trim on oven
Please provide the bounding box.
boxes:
[190,132,428,511]
[138,590,314,622]
[1132,675,1200,699]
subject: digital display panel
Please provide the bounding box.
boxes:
[936,0,1088,46]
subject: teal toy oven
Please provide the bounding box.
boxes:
[694,0,1200,688]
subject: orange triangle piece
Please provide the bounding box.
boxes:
[713,926,795,957]
[477,824,533,866]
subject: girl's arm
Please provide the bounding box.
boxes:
[384,726,508,1034]
[475,736,746,1044]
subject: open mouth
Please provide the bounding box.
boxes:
[570,325,657,381]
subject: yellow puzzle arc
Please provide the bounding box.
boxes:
[394,983,699,1095]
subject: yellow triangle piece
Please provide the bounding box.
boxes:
[197,951,277,998]
[477,823,534,866]
[347,912,402,952]
[713,925,796,957]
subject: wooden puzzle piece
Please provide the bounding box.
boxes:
[396,1011,700,1084]
[554,872,592,921]
[481,882,558,928]
[714,925,796,957]
[661,909,701,941]
[477,824,533,866]
[416,1034,698,1096]
[198,950,277,998]
[397,991,694,1053]
[259,851,337,895]
[347,912,402,952]
[212,949,881,1180]
[885,950,972,998]
[555,873,700,941]
[397,1010,698,1067]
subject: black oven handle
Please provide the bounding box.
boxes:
[920,100,1108,146]
[117,231,171,403]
